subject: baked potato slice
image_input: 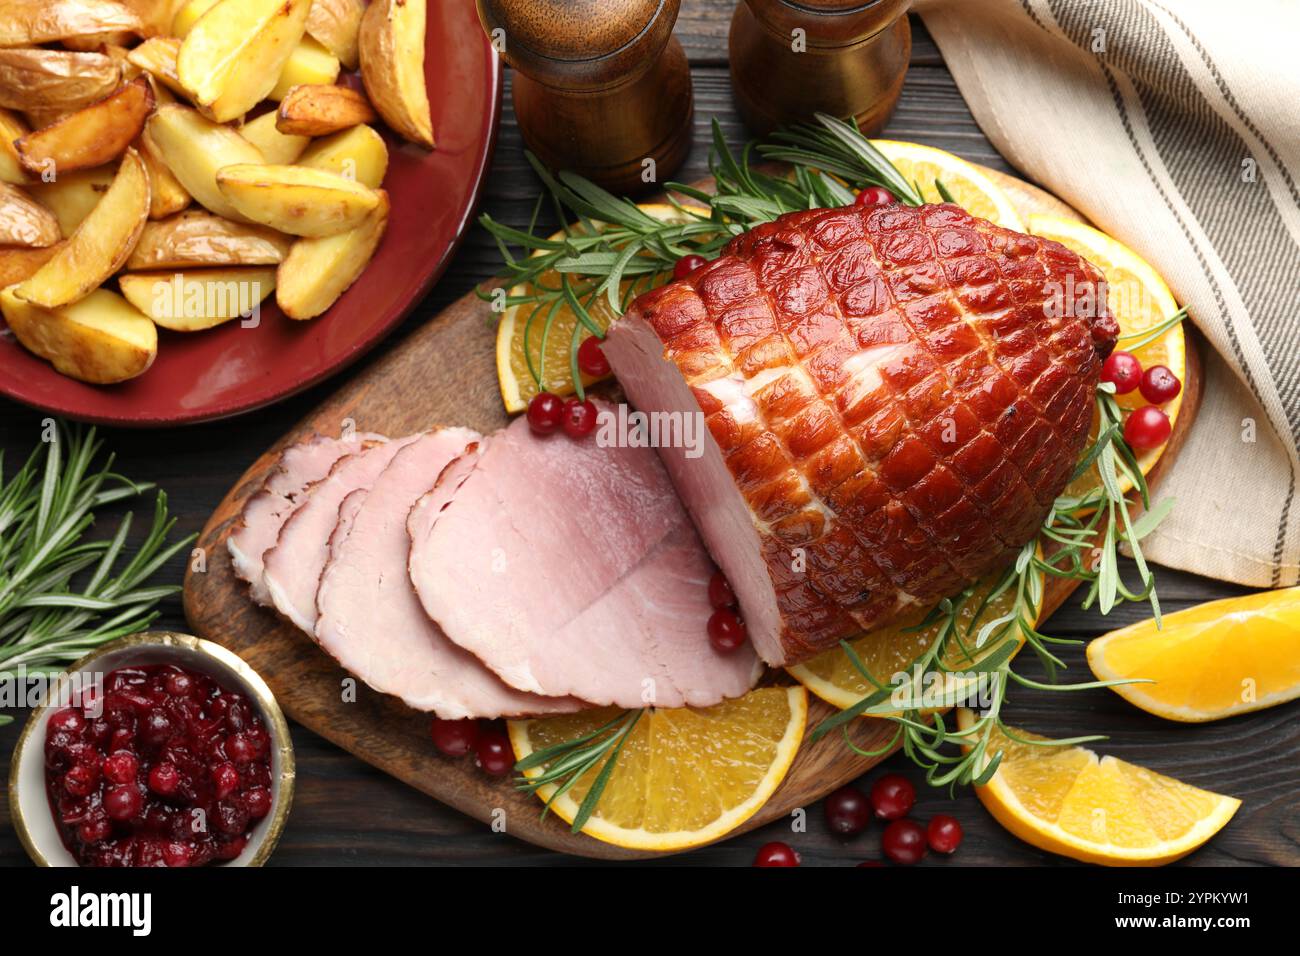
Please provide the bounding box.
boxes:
[28,165,117,235]
[0,285,156,384]
[0,181,62,247]
[145,103,263,222]
[306,0,364,70]
[126,209,290,269]
[177,0,312,122]
[358,0,433,148]
[119,265,276,331]
[239,110,308,165]
[15,76,154,177]
[276,84,375,137]
[297,124,387,189]
[0,108,30,184]
[119,0,175,36]
[0,241,65,286]
[268,37,340,101]
[215,163,380,237]
[136,128,190,219]
[0,49,121,112]
[125,36,187,99]
[12,147,149,307]
[277,188,388,319]
[0,0,143,49]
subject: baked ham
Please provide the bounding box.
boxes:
[227,434,359,605]
[315,429,581,718]
[604,202,1118,667]
[407,403,762,709]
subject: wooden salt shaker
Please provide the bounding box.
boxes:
[476,0,693,195]
[729,0,912,135]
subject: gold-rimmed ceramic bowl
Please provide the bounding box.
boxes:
[8,631,294,867]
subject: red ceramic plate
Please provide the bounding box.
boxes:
[0,2,500,427]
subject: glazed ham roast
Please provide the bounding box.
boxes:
[604,202,1118,667]
[229,200,1117,715]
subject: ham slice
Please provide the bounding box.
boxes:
[407,405,763,709]
[263,434,417,633]
[316,429,579,718]
[227,434,360,605]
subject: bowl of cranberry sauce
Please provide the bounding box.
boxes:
[9,632,294,867]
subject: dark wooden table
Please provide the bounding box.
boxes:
[2,9,1296,867]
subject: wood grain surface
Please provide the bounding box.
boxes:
[1,11,1295,867]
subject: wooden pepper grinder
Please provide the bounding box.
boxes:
[476,0,693,195]
[729,0,912,135]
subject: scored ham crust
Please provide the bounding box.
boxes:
[605,202,1119,667]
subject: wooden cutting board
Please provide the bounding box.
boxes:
[183,168,1203,860]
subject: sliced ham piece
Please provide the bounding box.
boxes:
[316,429,579,718]
[407,405,763,709]
[263,434,417,634]
[227,434,361,605]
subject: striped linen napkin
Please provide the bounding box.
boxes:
[914,0,1300,588]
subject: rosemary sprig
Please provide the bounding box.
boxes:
[0,423,194,724]
[488,112,1183,813]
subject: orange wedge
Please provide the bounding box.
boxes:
[1087,586,1300,722]
[957,709,1240,865]
[872,140,1025,231]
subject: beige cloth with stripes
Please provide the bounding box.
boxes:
[914,0,1300,588]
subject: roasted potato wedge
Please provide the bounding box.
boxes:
[0,241,65,286]
[298,124,387,188]
[0,0,143,49]
[269,37,340,101]
[0,108,32,184]
[126,209,290,269]
[358,0,433,148]
[28,164,116,234]
[215,163,380,237]
[12,147,149,307]
[0,181,62,247]
[239,110,308,165]
[177,0,312,122]
[306,0,364,70]
[15,77,154,177]
[145,103,263,221]
[119,265,275,330]
[171,0,215,37]
[277,188,388,319]
[120,0,176,36]
[136,128,190,219]
[276,84,375,137]
[125,36,187,98]
[0,285,156,384]
[0,49,121,112]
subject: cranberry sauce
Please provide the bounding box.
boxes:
[44,662,274,867]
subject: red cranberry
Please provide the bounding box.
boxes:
[64,764,99,797]
[164,669,194,697]
[869,773,916,820]
[243,787,272,819]
[148,761,180,796]
[1139,364,1181,404]
[244,724,269,759]
[140,708,174,748]
[824,785,872,836]
[561,398,598,439]
[1123,405,1171,451]
[577,336,611,377]
[212,762,240,799]
[707,570,736,609]
[102,751,139,784]
[430,717,480,757]
[882,818,927,865]
[1100,350,1142,393]
[226,734,256,764]
[753,841,800,867]
[673,254,706,280]
[48,708,86,735]
[707,608,748,654]
[855,185,895,207]
[476,731,514,777]
[162,842,193,867]
[526,392,564,435]
[79,815,113,844]
[927,814,964,854]
[214,799,250,835]
[104,784,142,821]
